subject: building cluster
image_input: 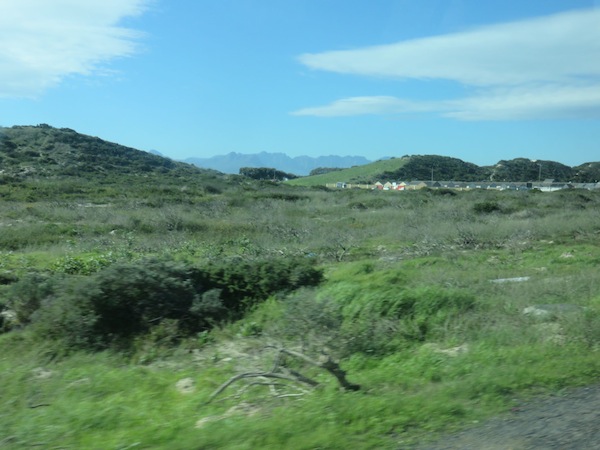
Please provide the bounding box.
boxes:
[328,179,600,192]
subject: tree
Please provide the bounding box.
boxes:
[239,167,297,181]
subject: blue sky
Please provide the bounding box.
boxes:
[1,0,599,167]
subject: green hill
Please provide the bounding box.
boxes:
[0,124,238,203]
[286,157,411,186]
[288,154,600,186]
[488,158,572,182]
[570,162,600,183]
[383,155,486,181]
[287,155,486,186]
[0,124,214,179]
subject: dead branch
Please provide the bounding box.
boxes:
[287,368,320,387]
[277,348,360,392]
[239,381,291,398]
[206,371,307,404]
[205,346,360,405]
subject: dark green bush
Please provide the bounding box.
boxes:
[28,257,323,351]
[432,188,457,196]
[473,201,502,214]
[8,272,60,324]
[32,259,203,349]
[194,257,324,314]
[0,271,18,285]
[30,287,100,349]
[85,260,202,340]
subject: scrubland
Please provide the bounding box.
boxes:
[1,178,600,449]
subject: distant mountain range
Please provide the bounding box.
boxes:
[183,152,371,176]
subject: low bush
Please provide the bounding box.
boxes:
[194,257,324,314]
[473,200,502,214]
[27,257,324,351]
[50,253,120,275]
[8,272,61,324]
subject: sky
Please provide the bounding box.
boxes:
[1,0,599,167]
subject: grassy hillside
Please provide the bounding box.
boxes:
[0,124,210,178]
[0,125,242,205]
[286,156,410,186]
[1,128,600,449]
[287,155,487,186]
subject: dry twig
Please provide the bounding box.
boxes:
[205,346,359,404]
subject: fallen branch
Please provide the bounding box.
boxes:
[277,348,360,392]
[205,346,359,404]
[206,371,308,404]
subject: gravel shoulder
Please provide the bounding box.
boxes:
[407,383,600,450]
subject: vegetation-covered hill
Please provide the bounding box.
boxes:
[384,155,486,181]
[288,154,600,186]
[489,158,574,182]
[0,124,239,203]
[286,156,411,186]
[0,124,215,178]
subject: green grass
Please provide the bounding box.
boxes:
[2,245,585,447]
[0,333,232,449]
[2,327,598,449]
[286,157,410,186]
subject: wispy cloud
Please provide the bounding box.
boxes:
[0,0,150,98]
[293,8,600,120]
[292,96,433,117]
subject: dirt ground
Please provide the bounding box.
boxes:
[406,383,600,450]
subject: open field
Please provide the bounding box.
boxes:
[1,175,600,449]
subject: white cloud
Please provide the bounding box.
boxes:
[294,8,600,120]
[292,84,600,121]
[0,0,150,98]
[292,96,431,117]
[445,84,600,120]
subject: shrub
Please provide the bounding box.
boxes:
[0,271,18,285]
[277,288,344,346]
[30,286,100,349]
[29,257,324,351]
[271,288,408,357]
[32,259,203,350]
[336,278,476,346]
[194,257,324,314]
[85,260,202,341]
[50,253,119,275]
[8,272,60,324]
[473,201,502,214]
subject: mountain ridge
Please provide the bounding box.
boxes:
[183,152,371,175]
